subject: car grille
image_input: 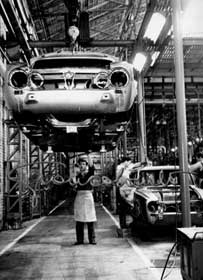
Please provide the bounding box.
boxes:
[37,72,98,90]
[162,192,180,201]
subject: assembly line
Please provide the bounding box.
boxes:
[1,1,203,280]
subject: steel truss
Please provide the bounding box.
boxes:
[4,117,67,228]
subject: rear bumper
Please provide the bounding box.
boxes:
[14,89,132,115]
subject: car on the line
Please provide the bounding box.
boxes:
[119,165,203,227]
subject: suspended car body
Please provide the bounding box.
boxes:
[5,51,137,152]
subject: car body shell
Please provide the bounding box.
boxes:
[5,51,137,118]
[5,51,137,152]
[119,165,203,227]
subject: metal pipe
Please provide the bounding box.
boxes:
[196,89,202,138]
[171,0,191,227]
[122,130,127,157]
[137,74,147,162]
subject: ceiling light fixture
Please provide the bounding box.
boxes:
[68,26,80,42]
[133,52,147,72]
[144,12,166,43]
[100,145,106,153]
[150,51,160,66]
[47,146,53,154]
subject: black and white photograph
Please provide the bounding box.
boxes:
[0,0,203,279]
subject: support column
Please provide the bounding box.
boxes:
[122,130,127,157]
[29,144,41,218]
[0,15,7,230]
[137,74,147,162]
[0,69,5,230]
[5,120,23,229]
[112,147,118,213]
[171,0,191,227]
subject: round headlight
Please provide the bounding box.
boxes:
[93,72,109,89]
[110,68,129,87]
[30,72,44,88]
[9,69,28,89]
[147,201,158,212]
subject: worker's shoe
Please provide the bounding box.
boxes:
[74,241,84,245]
[89,240,97,245]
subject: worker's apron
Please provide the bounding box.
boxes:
[74,190,97,222]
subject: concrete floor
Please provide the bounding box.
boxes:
[0,199,182,280]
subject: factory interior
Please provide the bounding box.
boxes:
[1,0,203,279]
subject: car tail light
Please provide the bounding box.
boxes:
[110,68,129,88]
[30,72,44,88]
[9,69,28,89]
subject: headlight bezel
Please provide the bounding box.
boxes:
[109,67,130,88]
[30,72,44,89]
[9,69,29,89]
[93,71,110,89]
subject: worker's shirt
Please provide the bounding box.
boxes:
[76,166,94,191]
[74,166,96,222]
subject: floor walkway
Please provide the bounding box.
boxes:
[0,199,182,280]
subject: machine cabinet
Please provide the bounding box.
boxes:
[177,227,203,280]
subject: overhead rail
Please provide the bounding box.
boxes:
[1,0,38,60]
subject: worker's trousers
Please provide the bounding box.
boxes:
[76,221,96,243]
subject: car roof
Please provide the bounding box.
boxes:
[30,51,119,63]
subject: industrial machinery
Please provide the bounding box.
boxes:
[177,227,203,280]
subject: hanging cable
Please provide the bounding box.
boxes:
[160,241,178,280]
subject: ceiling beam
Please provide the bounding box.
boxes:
[144,99,203,105]
[0,1,16,39]
[4,37,203,49]
[26,39,136,48]
[1,0,32,60]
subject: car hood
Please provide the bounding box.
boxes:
[136,184,203,202]
[191,185,203,198]
[135,187,160,201]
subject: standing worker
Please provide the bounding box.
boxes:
[116,156,134,228]
[73,155,97,245]
[115,157,149,228]
[189,151,203,188]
